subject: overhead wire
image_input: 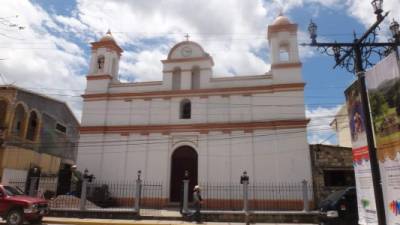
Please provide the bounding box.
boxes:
[6,120,343,147]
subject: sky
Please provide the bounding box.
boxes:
[0,0,399,145]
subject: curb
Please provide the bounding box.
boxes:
[42,218,162,225]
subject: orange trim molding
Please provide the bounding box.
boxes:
[86,75,113,80]
[91,40,123,55]
[80,119,310,134]
[271,63,302,69]
[267,24,298,39]
[161,56,214,65]
[82,83,305,101]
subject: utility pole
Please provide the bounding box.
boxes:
[301,1,400,225]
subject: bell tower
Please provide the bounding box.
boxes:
[267,14,302,84]
[86,30,123,93]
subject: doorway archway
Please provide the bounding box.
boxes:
[170,146,198,202]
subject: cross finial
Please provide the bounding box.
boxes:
[184,33,190,41]
[278,8,283,17]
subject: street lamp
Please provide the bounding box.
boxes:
[390,19,400,37]
[371,0,383,20]
[390,19,400,57]
[308,20,317,45]
[302,1,400,225]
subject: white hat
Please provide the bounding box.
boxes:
[194,185,201,190]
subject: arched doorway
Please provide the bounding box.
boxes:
[170,146,198,202]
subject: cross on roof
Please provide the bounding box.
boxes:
[184,33,190,41]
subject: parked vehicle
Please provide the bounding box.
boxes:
[319,187,358,225]
[0,184,48,225]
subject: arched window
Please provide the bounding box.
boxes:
[180,99,191,119]
[279,44,290,62]
[172,67,181,90]
[0,100,8,128]
[12,104,27,137]
[26,111,39,141]
[191,66,200,89]
[96,55,105,73]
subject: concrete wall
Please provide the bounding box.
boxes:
[78,128,312,198]
[14,89,80,161]
[82,91,305,126]
[0,146,61,181]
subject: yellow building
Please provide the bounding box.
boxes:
[330,105,352,148]
[0,85,79,183]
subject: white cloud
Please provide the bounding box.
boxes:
[306,105,342,144]
[73,0,274,78]
[0,1,86,120]
[345,0,399,40]
[3,0,394,124]
[119,49,166,82]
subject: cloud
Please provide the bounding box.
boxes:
[0,1,86,120]
[72,0,274,79]
[4,0,393,123]
[119,49,166,82]
[344,0,399,40]
[306,105,342,144]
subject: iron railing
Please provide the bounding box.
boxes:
[198,181,313,211]
[7,177,313,212]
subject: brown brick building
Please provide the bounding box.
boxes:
[309,144,355,204]
[0,85,79,183]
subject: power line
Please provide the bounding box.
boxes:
[6,122,339,148]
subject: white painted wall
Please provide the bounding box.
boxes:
[77,127,312,198]
[81,91,305,127]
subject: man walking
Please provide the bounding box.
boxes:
[193,185,202,223]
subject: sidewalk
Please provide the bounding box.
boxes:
[43,217,317,225]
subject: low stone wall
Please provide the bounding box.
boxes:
[49,209,139,220]
[203,211,320,223]
[203,199,311,210]
[49,209,320,223]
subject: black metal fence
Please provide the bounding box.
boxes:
[141,181,164,209]
[198,181,313,211]
[248,182,313,211]
[7,177,166,211]
[7,176,313,212]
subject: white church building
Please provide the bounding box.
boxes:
[77,15,312,204]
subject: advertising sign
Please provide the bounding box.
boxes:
[366,52,400,225]
[345,81,378,225]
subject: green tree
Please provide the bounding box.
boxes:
[369,91,389,118]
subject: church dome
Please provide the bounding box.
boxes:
[272,14,291,25]
[99,30,115,42]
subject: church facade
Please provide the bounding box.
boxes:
[77,15,312,203]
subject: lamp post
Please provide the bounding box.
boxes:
[301,1,399,225]
[389,19,400,58]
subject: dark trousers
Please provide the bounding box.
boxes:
[194,202,201,222]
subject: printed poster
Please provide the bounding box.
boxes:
[366,52,400,225]
[345,81,378,225]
